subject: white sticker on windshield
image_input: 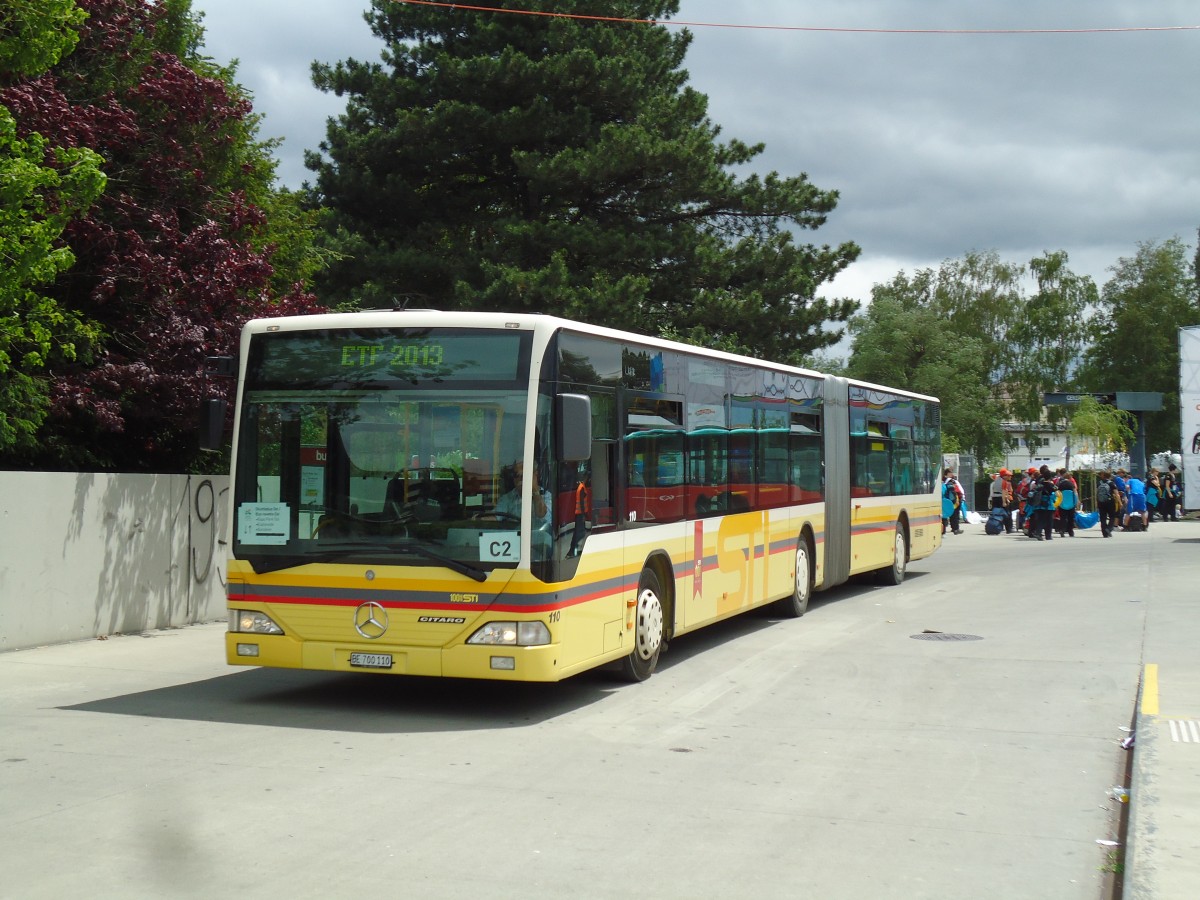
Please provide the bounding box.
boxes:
[480,531,520,563]
[238,503,291,546]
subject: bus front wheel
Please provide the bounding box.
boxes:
[619,569,665,682]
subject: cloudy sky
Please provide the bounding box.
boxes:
[190,0,1200,304]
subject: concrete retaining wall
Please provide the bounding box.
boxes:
[0,472,228,651]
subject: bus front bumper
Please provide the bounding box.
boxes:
[225,632,565,681]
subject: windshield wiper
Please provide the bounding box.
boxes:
[398,542,488,582]
[244,542,488,582]
[244,554,314,575]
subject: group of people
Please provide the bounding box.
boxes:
[989,465,1081,540]
[967,462,1185,540]
[1094,465,1184,537]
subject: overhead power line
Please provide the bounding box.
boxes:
[392,0,1199,35]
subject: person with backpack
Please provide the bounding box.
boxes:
[1016,467,1037,533]
[1096,471,1117,538]
[1030,465,1057,541]
[987,468,1014,534]
[1145,468,1162,522]
[1111,468,1128,525]
[1165,463,1183,519]
[1162,465,1181,520]
[1123,471,1148,531]
[1054,471,1078,537]
[941,467,964,535]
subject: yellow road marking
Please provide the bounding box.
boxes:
[1141,663,1159,716]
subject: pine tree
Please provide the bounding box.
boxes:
[1076,237,1200,452]
[308,0,858,361]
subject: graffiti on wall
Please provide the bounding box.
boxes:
[188,476,228,613]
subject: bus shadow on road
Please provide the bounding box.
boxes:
[648,572,928,673]
[60,666,622,734]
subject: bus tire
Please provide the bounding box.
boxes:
[619,569,665,682]
[774,532,812,618]
[877,522,908,586]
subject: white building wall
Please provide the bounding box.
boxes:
[999,425,1064,474]
[0,472,228,652]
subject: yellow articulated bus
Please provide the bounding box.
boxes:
[215,310,941,682]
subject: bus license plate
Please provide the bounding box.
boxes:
[349,652,393,669]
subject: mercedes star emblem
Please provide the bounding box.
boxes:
[354,601,389,639]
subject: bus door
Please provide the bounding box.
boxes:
[620,394,687,625]
[570,389,618,542]
[686,424,766,621]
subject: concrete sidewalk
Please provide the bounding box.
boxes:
[1123,515,1200,897]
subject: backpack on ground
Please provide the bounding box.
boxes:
[985,507,1007,535]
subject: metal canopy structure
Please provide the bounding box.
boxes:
[1042,391,1163,477]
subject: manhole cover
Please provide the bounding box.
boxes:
[910,632,983,642]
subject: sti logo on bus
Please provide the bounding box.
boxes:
[450,593,479,604]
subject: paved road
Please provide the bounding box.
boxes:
[2,516,1196,899]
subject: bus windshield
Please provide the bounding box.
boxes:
[231,327,536,574]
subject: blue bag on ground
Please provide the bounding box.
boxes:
[985,507,1008,535]
[1075,510,1099,529]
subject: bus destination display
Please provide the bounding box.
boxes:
[248,329,528,386]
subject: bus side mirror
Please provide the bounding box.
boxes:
[206,356,237,377]
[557,393,591,462]
[199,398,227,451]
[199,355,235,451]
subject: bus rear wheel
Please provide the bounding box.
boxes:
[773,534,812,618]
[877,523,908,585]
[619,569,665,682]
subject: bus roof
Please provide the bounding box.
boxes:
[240,309,939,405]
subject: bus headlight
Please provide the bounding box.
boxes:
[467,621,551,646]
[229,610,284,635]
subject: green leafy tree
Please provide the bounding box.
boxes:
[864,250,1022,427]
[0,0,106,452]
[2,0,323,471]
[928,249,1024,384]
[1006,250,1096,433]
[1069,394,1135,458]
[845,275,1004,462]
[0,0,86,81]
[1076,237,1200,453]
[307,0,859,362]
[1069,394,1136,502]
[845,249,1099,465]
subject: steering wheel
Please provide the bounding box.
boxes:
[470,511,521,525]
[385,501,418,523]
